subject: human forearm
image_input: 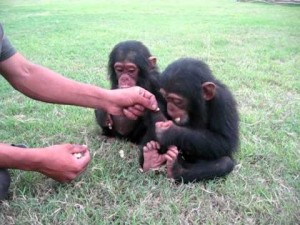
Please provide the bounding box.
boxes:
[0,53,110,109]
[0,53,158,118]
[0,144,44,171]
[18,65,110,109]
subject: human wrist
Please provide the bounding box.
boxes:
[98,88,112,111]
[25,148,49,172]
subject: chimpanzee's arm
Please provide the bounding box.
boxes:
[158,126,234,159]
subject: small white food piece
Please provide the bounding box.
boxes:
[73,152,83,159]
[119,150,125,158]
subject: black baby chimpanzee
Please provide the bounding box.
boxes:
[141,58,239,183]
[95,40,166,144]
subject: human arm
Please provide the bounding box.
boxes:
[0,53,158,119]
[0,143,90,182]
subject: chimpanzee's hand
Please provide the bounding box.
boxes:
[155,120,175,142]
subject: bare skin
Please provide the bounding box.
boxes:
[164,146,179,178]
[155,120,174,141]
[0,144,90,182]
[141,119,182,178]
[142,140,179,178]
[142,141,166,172]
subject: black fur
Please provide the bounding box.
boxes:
[142,58,239,183]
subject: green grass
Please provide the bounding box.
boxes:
[0,0,299,224]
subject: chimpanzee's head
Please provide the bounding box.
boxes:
[160,58,217,127]
[108,40,157,89]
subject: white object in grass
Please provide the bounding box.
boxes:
[73,152,83,159]
[119,150,125,158]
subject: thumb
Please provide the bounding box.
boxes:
[137,87,158,111]
[70,144,88,153]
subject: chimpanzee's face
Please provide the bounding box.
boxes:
[160,88,189,125]
[114,61,139,88]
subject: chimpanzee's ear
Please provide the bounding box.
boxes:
[202,82,216,101]
[148,56,157,69]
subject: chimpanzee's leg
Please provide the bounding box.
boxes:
[171,156,235,183]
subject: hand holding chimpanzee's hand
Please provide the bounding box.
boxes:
[106,86,158,120]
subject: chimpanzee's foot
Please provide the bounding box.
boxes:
[142,141,166,172]
[165,146,179,178]
[0,169,11,200]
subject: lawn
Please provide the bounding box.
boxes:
[0,0,299,224]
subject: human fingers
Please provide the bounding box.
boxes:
[69,149,91,177]
[77,150,91,168]
[133,104,145,112]
[70,144,88,155]
[123,108,138,120]
[137,87,158,111]
[123,105,144,119]
[69,144,89,160]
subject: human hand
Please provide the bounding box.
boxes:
[37,144,90,182]
[107,87,158,120]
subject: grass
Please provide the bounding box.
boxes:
[0,0,299,224]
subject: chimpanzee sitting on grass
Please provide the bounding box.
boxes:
[140,58,239,183]
[95,40,166,144]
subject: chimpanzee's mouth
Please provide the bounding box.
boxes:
[173,116,188,126]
